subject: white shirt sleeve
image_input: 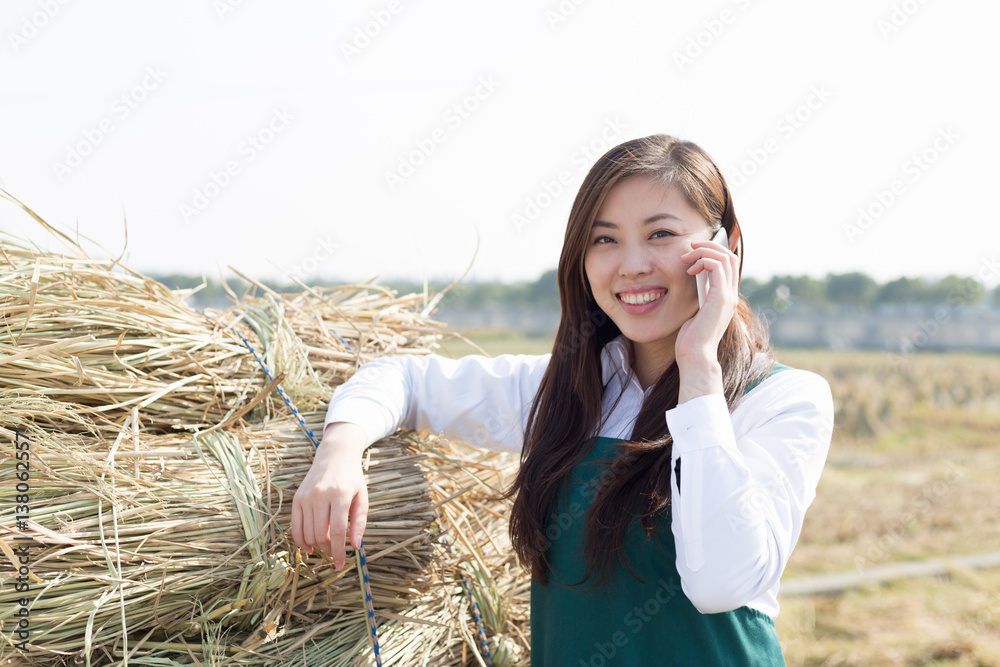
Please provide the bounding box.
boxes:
[664,369,834,614]
[324,351,552,453]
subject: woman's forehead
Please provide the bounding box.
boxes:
[594,177,708,227]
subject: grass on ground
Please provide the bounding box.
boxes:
[436,328,1000,665]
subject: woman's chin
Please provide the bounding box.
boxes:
[618,326,681,347]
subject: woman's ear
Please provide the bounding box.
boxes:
[727,221,742,253]
[728,221,744,284]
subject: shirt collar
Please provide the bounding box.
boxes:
[600,334,627,386]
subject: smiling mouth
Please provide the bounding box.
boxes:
[617,290,666,305]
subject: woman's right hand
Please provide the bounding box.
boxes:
[291,421,370,569]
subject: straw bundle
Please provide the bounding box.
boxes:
[0,243,257,437]
[0,240,447,439]
[0,413,527,665]
[221,267,450,392]
[0,194,531,665]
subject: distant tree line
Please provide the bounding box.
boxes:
[739,273,992,311]
[153,270,999,311]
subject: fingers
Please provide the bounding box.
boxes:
[290,435,371,570]
[684,256,730,283]
[688,239,728,249]
[682,242,739,291]
[291,493,313,555]
[328,500,349,569]
[292,480,356,568]
[326,488,369,567]
[684,252,739,315]
[685,240,737,266]
[290,500,305,553]
[349,487,369,550]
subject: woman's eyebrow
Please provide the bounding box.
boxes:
[592,212,683,229]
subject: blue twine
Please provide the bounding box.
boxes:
[359,542,380,657]
[221,320,382,666]
[214,309,493,665]
[440,535,494,667]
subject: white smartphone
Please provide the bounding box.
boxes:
[696,226,729,309]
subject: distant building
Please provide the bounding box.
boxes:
[433,303,1000,353]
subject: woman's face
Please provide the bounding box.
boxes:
[584,174,714,360]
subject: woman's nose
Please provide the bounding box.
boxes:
[618,242,653,277]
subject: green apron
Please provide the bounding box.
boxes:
[529,364,790,666]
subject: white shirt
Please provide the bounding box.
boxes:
[324,334,834,620]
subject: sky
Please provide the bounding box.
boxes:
[1,0,998,290]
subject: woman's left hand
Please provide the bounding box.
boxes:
[675,237,740,367]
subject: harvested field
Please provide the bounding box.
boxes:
[3,199,997,664]
[447,332,1000,665]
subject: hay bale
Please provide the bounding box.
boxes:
[0,414,527,665]
[0,196,530,665]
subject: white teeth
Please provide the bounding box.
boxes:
[618,291,665,305]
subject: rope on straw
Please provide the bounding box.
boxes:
[217,318,383,667]
[355,539,380,664]
[322,319,496,666]
[441,535,494,667]
[209,309,494,666]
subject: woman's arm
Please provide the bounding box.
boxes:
[293,350,550,568]
[665,369,834,614]
[323,351,552,451]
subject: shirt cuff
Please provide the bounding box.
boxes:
[665,393,736,454]
[325,396,396,447]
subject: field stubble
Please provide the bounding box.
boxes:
[776,349,1000,666]
[443,331,1000,665]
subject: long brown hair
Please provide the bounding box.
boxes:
[504,134,776,588]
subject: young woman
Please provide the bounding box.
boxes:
[291,134,834,665]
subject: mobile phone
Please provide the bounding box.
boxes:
[696,226,729,309]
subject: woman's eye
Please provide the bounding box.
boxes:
[592,235,613,245]
[651,230,675,239]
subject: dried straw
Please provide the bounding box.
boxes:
[0,192,531,666]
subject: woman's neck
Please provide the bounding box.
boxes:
[627,337,676,391]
